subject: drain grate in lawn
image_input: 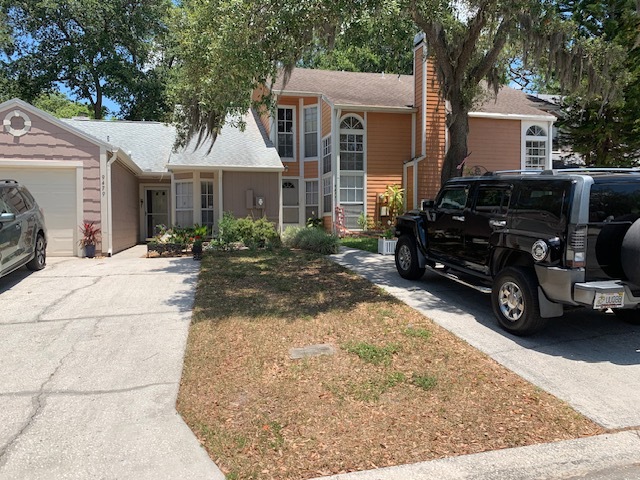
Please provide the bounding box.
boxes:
[178,248,603,480]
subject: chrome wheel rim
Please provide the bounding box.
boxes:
[498,281,524,321]
[35,236,46,267]
[397,244,411,271]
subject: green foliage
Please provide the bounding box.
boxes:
[282,226,340,254]
[1,0,174,120]
[411,373,438,391]
[33,92,93,118]
[343,341,400,366]
[339,236,378,253]
[356,212,368,231]
[300,1,416,75]
[403,326,432,340]
[382,184,404,225]
[217,213,280,249]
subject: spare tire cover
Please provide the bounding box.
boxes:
[621,218,640,285]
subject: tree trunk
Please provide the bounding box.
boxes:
[441,97,470,184]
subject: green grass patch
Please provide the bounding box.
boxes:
[412,373,438,391]
[343,341,400,366]
[340,236,378,253]
[403,326,432,340]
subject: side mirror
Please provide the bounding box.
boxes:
[421,199,435,210]
[0,212,16,223]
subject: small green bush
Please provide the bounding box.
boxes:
[343,341,400,366]
[217,213,280,249]
[282,226,340,254]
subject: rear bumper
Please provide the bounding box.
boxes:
[573,281,640,309]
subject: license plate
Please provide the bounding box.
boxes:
[593,291,625,309]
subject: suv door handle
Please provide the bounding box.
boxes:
[489,219,506,228]
[452,215,465,222]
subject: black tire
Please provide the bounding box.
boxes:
[26,233,46,271]
[395,235,425,280]
[491,267,548,336]
[621,219,640,285]
[613,309,640,325]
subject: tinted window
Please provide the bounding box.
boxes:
[437,187,468,211]
[475,186,511,214]
[589,183,640,222]
[513,183,568,219]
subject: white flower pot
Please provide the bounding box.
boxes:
[378,238,397,255]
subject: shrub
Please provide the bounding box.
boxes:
[217,213,280,249]
[282,226,340,254]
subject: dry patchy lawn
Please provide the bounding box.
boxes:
[178,249,603,480]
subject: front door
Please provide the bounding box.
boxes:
[145,188,170,238]
[282,179,299,225]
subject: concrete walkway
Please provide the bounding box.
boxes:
[0,246,224,480]
[315,247,640,480]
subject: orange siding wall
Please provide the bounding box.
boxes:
[322,100,331,137]
[367,112,412,223]
[406,165,415,210]
[414,45,424,157]
[418,60,447,200]
[305,161,318,179]
[467,118,521,172]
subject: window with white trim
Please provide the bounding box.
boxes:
[305,180,319,221]
[525,125,547,170]
[304,106,318,158]
[323,177,332,214]
[277,107,294,160]
[201,180,214,229]
[339,116,364,171]
[339,115,365,228]
[322,135,331,174]
[175,181,193,227]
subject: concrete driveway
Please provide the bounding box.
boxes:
[0,246,224,480]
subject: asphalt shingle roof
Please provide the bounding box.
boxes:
[64,110,282,173]
[273,68,414,109]
[473,86,555,117]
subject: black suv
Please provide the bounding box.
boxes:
[394,169,640,335]
[0,179,47,278]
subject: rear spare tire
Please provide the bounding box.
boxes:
[491,267,548,336]
[395,236,425,280]
[621,219,640,285]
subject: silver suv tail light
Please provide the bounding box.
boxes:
[566,224,587,268]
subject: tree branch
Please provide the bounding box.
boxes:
[468,17,512,86]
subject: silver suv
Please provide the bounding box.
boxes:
[0,180,47,278]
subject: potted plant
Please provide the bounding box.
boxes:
[79,221,101,258]
[377,185,405,255]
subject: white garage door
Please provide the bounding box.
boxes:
[0,166,79,256]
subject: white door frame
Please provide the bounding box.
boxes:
[139,184,171,241]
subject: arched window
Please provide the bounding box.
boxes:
[339,115,365,229]
[524,125,548,170]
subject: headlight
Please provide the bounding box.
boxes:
[532,240,549,262]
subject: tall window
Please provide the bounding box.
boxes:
[201,181,214,229]
[322,136,332,174]
[525,125,547,170]
[323,177,332,214]
[339,115,365,227]
[277,107,294,160]
[305,180,319,221]
[304,106,318,158]
[340,116,364,171]
[175,182,193,227]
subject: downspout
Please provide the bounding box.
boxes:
[106,152,117,256]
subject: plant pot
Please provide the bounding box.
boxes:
[378,238,397,255]
[84,244,96,258]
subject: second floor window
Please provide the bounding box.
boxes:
[304,106,318,158]
[277,107,294,159]
[340,115,364,171]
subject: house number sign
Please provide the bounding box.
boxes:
[3,110,32,137]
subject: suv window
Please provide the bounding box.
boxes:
[512,183,568,219]
[474,186,511,214]
[1,187,30,214]
[437,187,469,211]
[589,182,640,222]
